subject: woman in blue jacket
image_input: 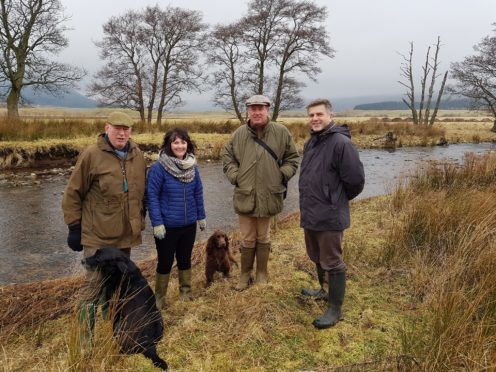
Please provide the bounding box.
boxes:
[147,128,206,309]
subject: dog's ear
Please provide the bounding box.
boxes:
[206,239,213,255]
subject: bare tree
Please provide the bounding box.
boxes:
[0,0,85,119]
[243,0,288,95]
[449,24,496,132]
[153,7,206,125]
[398,37,448,125]
[271,0,334,120]
[399,43,418,124]
[89,11,147,120]
[207,22,250,123]
[209,0,333,121]
[90,5,206,124]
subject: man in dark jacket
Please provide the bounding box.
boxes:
[299,99,365,329]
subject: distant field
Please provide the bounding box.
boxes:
[1,107,493,123]
[0,107,494,169]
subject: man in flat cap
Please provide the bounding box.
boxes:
[62,111,146,348]
[221,95,299,290]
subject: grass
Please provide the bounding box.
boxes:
[1,109,496,368]
[1,109,495,169]
[2,153,495,370]
[0,197,417,371]
[384,152,496,370]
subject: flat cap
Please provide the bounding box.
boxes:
[246,94,271,107]
[107,111,134,127]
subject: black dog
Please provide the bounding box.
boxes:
[82,248,167,370]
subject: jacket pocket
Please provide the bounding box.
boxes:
[267,185,285,215]
[324,183,341,208]
[234,187,255,214]
[92,202,125,239]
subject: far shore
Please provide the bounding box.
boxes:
[0,109,495,170]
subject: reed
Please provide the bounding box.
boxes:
[384,152,496,369]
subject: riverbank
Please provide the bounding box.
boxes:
[1,196,417,371]
[0,112,495,169]
[2,152,495,370]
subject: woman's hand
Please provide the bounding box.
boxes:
[153,225,166,240]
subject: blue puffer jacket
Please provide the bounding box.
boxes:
[146,162,206,228]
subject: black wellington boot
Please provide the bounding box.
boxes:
[313,271,345,329]
[301,263,327,300]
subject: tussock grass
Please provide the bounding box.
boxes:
[1,199,416,371]
[384,152,496,370]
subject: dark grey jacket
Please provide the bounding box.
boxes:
[299,123,365,231]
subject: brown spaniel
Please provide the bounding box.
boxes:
[205,230,238,287]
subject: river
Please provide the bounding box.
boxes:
[0,143,494,284]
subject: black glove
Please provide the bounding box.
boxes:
[67,223,83,252]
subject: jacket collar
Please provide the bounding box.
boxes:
[97,133,138,160]
[247,120,271,137]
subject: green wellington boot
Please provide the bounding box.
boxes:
[313,271,346,329]
[235,246,256,290]
[155,273,170,309]
[255,242,271,284]
[178,269,192,300]
[78,300,97,350]
[301,263,327,300]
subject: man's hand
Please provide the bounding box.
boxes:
[198,219,206,231]
[67,223,83,252]
[153,225,166,240]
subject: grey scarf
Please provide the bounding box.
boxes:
[158,151,197,183]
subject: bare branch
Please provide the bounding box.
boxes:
[0,0,85,118]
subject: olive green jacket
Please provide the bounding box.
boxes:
[221,121,299,217]
[62,135,146,249]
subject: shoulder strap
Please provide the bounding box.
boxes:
[253,137,282,166]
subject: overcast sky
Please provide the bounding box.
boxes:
[59,0,496,108]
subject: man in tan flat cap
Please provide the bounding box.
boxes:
[62,111,146,348]
[221,95,299,290]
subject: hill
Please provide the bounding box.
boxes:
[0,87,97,108]
[354,98,471,110]
[21,87,97,108]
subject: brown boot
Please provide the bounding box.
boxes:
[235,246,255,291]
[255,242,271,284]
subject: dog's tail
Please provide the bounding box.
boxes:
[143,347,168,371]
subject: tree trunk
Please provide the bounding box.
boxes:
[429,71,448,126]
[6,88,21,119]
[271,71,284,121]
[491,119,496,133]
[156,108,163,126]
[271,65,285,122]
[418,46,431,126]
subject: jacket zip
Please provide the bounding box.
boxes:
[183,183,187,225]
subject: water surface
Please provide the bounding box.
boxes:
[0,143,494,284]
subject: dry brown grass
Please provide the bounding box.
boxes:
[0,200,417,371]
[1,110,495,169]
[384,152,496,370]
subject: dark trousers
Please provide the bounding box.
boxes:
[155,224,196,274]
[304,229,345,274]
